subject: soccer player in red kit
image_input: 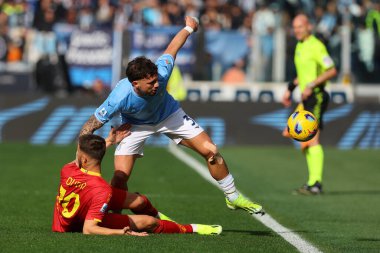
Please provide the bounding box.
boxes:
[52,128,222,235]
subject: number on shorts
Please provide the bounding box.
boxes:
[183,114,197,126]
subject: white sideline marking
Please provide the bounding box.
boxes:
[168,144,322,253]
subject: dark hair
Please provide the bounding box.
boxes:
[78,134,106,162]
[125,56,158,82]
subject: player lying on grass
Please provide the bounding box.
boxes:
[52,126,222,235]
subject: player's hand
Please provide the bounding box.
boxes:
[106,124,131,145]
[282,90,292,107]
[122,226,149,236]
[185,16,199,32]
[282,126,290,138]
[301,85,313,101]
[115,124,131,142]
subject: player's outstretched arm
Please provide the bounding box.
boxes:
[79,115,104,136]
[163,16,199,59]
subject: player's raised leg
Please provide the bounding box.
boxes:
[180,132,264,215]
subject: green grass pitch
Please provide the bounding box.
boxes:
[0,143,379,253]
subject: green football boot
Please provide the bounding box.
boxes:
[226,194,265,215]
[195,224,222,235]
[157,212,175,222]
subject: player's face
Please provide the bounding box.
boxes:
[292,19,310,41]
[133,75,159,96]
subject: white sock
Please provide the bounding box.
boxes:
[190,224,197,232]
[217,173,239,201]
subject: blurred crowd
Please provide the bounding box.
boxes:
[0,0,379,86]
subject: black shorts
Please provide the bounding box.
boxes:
[302,89,329,130]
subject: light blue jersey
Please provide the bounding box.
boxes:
[94,54,180,125]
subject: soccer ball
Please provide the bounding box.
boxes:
[287,110,319,142]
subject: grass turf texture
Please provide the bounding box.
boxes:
[0,144,379,253]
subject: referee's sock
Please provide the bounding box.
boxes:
[305,144,324,186]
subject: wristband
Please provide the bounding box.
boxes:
[287,81,296,92]
[184,26,194,34]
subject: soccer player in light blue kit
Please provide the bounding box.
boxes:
[80,16,264,216]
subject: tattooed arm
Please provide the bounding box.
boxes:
[79,115,104,136]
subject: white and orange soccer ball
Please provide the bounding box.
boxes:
[287,110,319,142]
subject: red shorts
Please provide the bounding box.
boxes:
[108,187,127,210]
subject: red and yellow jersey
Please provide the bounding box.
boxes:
[52,162,111,232]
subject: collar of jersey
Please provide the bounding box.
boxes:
[80,168,101,177]
[300,34,313,44]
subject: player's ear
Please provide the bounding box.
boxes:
[131,80,139,87]
[308,23,313,32]
[81,157,88,167]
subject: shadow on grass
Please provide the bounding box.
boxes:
[356,238,380,242]
[223,230,275,236]
[324,190,380,196]
[289,230,324,235]
[224,229,323,236]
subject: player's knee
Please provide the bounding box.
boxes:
[301,137,320,151]
[201,141,218,158]
[203,142,224,165]
[141,216,158,232]
[111,171,129,189]
[301,141,309,151]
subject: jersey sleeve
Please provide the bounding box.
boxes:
[315,42,335,71]
[156,54,175,86]
[94,88,122,124]
[85,186,112,222]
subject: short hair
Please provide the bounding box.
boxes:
[125,56,158,82]
[78,134,106,162]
